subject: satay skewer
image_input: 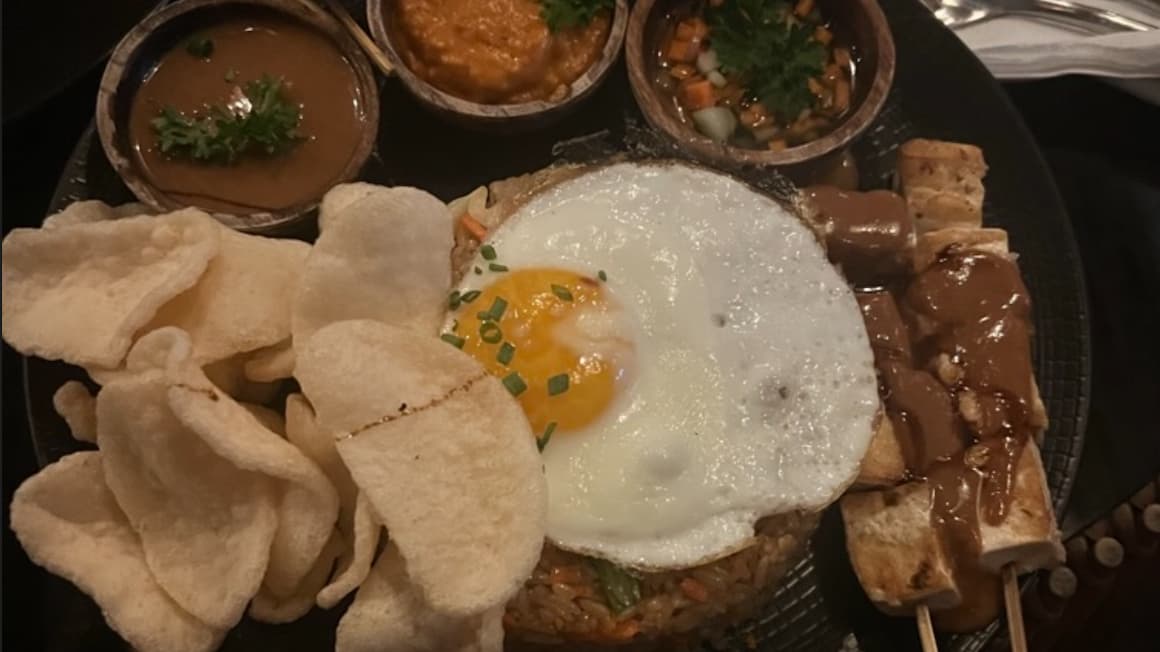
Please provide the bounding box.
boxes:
[916,604,939,652]
[1001,564,1028,652]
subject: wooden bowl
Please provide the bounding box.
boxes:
[626,0,895,169]
[366,0,628,131]
[96,0,380,233]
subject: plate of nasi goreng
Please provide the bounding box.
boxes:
[3,0,1089,651]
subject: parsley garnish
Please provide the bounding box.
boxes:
[598,270,607,282]
[539,0,613,33]
[488,263,509,272]
[480,244,497,261]
[185,36,214,59]
[460,290,482,304]
[708,0,826,120]
[440,333,465,349]
[151,75,303,165]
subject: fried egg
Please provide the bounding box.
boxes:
[445,163,877,569]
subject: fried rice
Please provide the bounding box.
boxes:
[505,511,821,650]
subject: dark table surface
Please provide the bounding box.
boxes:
[3,7,1159,651]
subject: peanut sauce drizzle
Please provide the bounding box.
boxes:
[855,242,1036,630]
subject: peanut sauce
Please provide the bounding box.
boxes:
[128,14,367,214]
[805,186,912,284]
[393,0,611,104]
[849,239,1037,631]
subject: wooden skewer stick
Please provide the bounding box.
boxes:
[916,604,939,652]
[313,0,394,76]
[1002,564,1028,652]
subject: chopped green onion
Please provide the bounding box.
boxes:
[478,297,507,322]
[598,270,608,282]
[589,559,641,614]
[186,36,214,58]
[480,244,497,261]
[550,284,573,301]
[459,290,481,304]
[480,321,502,344]
[451,320,459,332]
[440,333,465,349]
[497,342,515,365]
[547,374,570,396]
[474,266,483,275]
[502,372,527,396]
[448,290,461,310]
[488,263,509,272]
[538,422,557,452]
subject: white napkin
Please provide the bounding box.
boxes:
[949,1,1160,78]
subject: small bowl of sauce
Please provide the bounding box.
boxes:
[366,0,628,129]
[97,0,379,232]
[626,0,894,171]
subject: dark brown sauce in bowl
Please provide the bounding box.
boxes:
[129,16,364,214]
[98,0,379,230]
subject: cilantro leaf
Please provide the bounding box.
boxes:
[708,0,826,120]
[151,75,303,165]
[540,0,613,33]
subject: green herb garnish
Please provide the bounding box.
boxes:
[538,422,557,451]
[151,75,303,164]
[460,290,482,304]
[186,36,214,58]
[502,372,527,396]
[448,290,462,310]
[488,263,509,272]
[480,244,497,261]
[440,333,465,349]
[589,559,641,613]
[547,374,570,396]
[540,0,613,33]
[497,342,516,365]
[474,266,483,275]
[478,297,508,322]
[550,284,573,301]
[480,321,503,344]
[708,0,826,120]
[598,270,607,282]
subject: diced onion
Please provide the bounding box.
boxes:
[707,71,727,88]
[692,106,737,143]
[695,49,720,74]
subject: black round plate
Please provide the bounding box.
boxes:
[23,0,1090,650]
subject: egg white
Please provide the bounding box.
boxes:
[451,163,878,570]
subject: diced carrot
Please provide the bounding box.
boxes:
[794,0,815,17]
[824,63,842,81]
[680,577,710,602]
[833,47,852,68]
[666,38,700,63]
[814,25,832,45]
[669,63,697,81]
[680,79,717,111]
[608,619,641,640]
[675,17,709,42]
[459,212,487,241]
[768,139,788,152]
[833,77,851,113]
[550,565,584,585]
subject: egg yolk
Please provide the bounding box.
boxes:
[455,268,632,436]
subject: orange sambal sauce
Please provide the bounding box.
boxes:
[394,0,611,104]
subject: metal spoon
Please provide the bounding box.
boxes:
[922,0,1157,32]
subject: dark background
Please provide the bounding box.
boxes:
[2,2,1158,650]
